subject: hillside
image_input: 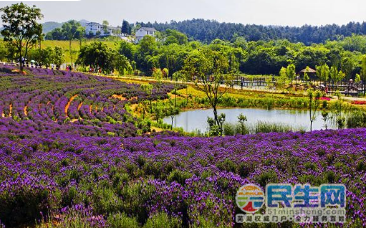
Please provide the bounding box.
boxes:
[42,19,90,34]
[139,19,366,44]
[42,21,62,34]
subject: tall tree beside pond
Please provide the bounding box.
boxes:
[308,89,322,132]
[183,48,230,136]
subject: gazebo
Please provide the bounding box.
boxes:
[299,67,317,80]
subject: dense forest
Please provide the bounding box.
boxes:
[111,32,366,77]
[2,31,366,77]
[139,19,366,45]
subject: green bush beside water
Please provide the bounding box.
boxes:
[223,121,305,136]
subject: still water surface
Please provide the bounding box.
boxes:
[163,108,335,133]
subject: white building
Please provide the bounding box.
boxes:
[85,22,116,36]
[85,22,103,36]
[135,27,156,42]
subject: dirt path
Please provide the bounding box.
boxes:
[64,94,78,117]
[111,94,127,101]
[24,105,28,116]
[341,96,366,102]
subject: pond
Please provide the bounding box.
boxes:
[163,108,336,133]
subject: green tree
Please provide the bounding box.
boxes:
[183,48,230,136]
[141,84,153,112]
[52,47,64,68]
[136,35,158,75]
[340,57,354,80]
[29,47,53,67]
[277,67,288,89]
[102,20,109,34]
[121,20,131,35]
[321,110,329,130]
[330,66,338,89]
[76,42,115,74]
[316,64,329,86]
[118,40,135,60]
[0,42,8,61]
[308,89,322,131]
[0,2,43,71]
[62,20,85,65]
[355,73,361,83]
[360,55,366,95]
[286,64,296,83]
[238,114,248,135]
[45,27,63,40]
[114,54,133,76]
[172,71,184,107]
[165,29,188,45]
[336,70,345,85]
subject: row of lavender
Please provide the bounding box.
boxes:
[0,129,365,227]
[0,67,177,137]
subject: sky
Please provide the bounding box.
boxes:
[0,0,365,27]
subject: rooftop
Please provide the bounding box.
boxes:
[139,27,156,32]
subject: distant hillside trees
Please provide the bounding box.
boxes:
[139,19,366,45]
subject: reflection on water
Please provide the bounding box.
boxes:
[163,108,336,133]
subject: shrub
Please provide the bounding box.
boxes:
[107,213,139,228]
[0,181,58,227]
[223,123,235,136]
[255,171,278,187]
[143,212,181,228]
[167,169,192,186]
[347,111,366,128]
[92,188,122,215]
[216,158,236,173]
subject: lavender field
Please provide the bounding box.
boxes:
[0,67,365,227]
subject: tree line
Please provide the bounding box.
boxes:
[139,19,366,45]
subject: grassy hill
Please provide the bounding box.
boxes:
[0,40,118,63]
[42,21,63,34]
[42,20,90,34]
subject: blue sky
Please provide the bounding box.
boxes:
[0,0,365,27]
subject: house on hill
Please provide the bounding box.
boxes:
[135,27,156,42]
[85,22,103,36]
[85,22,116,36]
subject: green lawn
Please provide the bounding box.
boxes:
[0,40,118,63]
